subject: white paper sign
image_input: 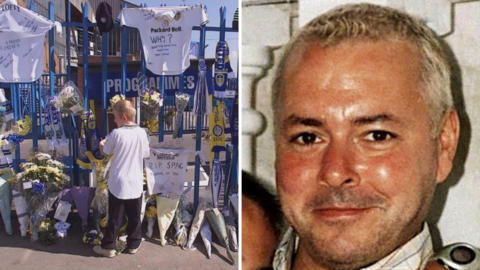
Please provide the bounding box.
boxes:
[22,181,32,189]
[145,151,190,195]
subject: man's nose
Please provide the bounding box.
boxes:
[319,140,360,187]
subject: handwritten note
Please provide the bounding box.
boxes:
[145,150,190,195]
[0,1,55,82]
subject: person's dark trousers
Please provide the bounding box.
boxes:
[101,190,143,250]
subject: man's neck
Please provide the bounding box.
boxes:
[292,245,330,270]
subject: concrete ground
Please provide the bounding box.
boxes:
[0,215,238,270]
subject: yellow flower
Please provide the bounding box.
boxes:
[8,177,16,184]
[100,216,108,227]
[109,94,125,106]
[13,116,32,136]
[145,206,157,218]
[45,166,61,175]
[97,182,108,190]
[146,120,159,133]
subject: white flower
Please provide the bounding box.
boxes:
[110,94,125,106]
[151,92,160,101]
[47,159,65,169]
[62,173,71,182]
[20,162,35,170]
[35,153,51,161]
[64,86,74,95]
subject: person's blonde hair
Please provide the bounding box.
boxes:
[113,100,136,121]
[272,3,452,135]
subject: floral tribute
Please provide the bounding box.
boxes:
[9,150,70,242]
[0,106,6,131]
[54,81,85,116]
[139,86,163,135]
[12,115,33,136]
[173,93,191,138]
[107,94,126,114]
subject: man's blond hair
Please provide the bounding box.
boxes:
[113,100,136,121]
[272,3,452,135]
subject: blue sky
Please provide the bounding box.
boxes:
[126,0,239,76]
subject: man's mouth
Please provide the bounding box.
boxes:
[312,207,375,220]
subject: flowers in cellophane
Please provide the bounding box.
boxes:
[54,81,84,116]
[10,150,70,242]
[0,106,6,131]
[162,107,175,129]
[139,87,163,134]
[107,94,126,114]
[173,93,191,138]
[38,218,57,245]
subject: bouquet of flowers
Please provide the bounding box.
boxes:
[54,81,84,116]
[0,106,6,131]
[12,115,33,136]
[173,194,194,248]
[38,217,57,245]
[144,195,157,238]
[107,94,126,114]
[162,107,175,129]
[10,151,70,242]
[90,154,111,233]
[5,133,24,152]
[173,93,190,138]
[139,87,163,135]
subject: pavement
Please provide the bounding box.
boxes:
[0,214,238,270]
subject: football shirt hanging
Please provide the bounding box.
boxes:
[0,0,55,82]
[118,5,209,75]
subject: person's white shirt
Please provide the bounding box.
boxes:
[118,5,209,75]
[0,0,55,82]
[103,125,150,199]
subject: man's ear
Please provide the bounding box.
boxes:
[436,109,460,184]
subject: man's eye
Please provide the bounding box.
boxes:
[290,133,320,145]
[365,131,396,142]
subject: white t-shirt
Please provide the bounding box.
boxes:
[118,5,209,75]
[103,125,150,199]
[0,0,54,82]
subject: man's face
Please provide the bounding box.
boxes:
[242,196,277,270]
[275,40,449,269]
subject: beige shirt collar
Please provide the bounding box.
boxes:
[273,223,433,270]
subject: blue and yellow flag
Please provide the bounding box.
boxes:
[209,99,226,165]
